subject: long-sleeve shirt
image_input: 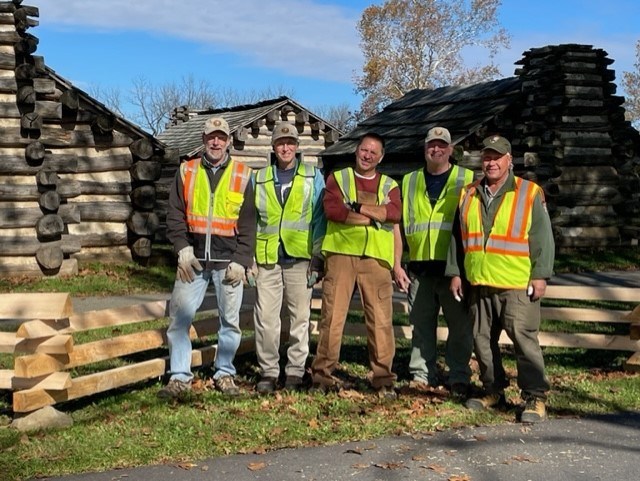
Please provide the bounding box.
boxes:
[323,171,402,224]
[445,172,555,281]
[166,154,256,269]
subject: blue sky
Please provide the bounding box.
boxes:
[32,0,640,126]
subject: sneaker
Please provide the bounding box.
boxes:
[521,397,546,423]
[450,383,469,399]
[256,376,277,394]
[376,385,398,400]
[284,375,304,391]
[216,376,240,396]
[157,379,191,400]
[465,392,505,411]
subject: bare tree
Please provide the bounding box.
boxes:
[622,40,640,129]
[127,74,219,135]
[355,0,511,116]
[88,84,125,118]
[89,77,295,135]
[313,102,357,132]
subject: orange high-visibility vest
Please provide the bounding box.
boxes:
[181,157,251,237]
[459,177,541,289]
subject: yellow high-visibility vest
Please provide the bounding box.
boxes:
[181,157,251,237]
[459,177,541,288]
[402,165,473,261]
[322,167,397,268]
[254,162,317,264]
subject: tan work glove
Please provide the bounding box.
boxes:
[223,261,245,287]
[177,246,203,283]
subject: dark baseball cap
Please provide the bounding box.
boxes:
[481,135,511,155]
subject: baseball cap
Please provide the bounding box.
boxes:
[203,116,230,136]
[481,135,511,155]
[271,122,299,144]
[425,126,451,144]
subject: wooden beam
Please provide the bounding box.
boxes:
[16,319,65,339]
[545,285,640,303]
[0,293,73,320]
[624,305,640,322]
[540,307,631,323]
[66,300,171,332]
[623,352,640,373]
[0,369,13,390]
[311,319,640,352]
[630,323,640,341]
[14,335,73,355]
[14,310,254,378]
[12,372,72,391]
[12,337,256,413]
[0,332,16,353]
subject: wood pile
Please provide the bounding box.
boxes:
[512,44,638,248]
[0,1,174,277]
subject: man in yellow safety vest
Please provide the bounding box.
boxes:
[252,122,326,393]
[393,126,474,398]
[447,135,555,423]
[310,132,402,399]
[158,116,256,399]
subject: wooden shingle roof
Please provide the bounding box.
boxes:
[321,77,523,162]
[157,96,340,158]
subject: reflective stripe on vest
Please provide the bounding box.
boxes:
[402,165,473,261]
[181,157,251,237]
[322,167,397,268]
[459,177,540,289]
[254,162,316,264]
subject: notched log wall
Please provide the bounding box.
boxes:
[0,2,173,277]
[511,44,640,249]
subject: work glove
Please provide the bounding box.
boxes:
[223,261,245,287]
[177,246,203,283]
[245,263,258,288]
[307,255,325,288]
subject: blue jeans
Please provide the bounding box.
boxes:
[166,268,243,382]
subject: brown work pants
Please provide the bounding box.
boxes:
[311,254,397,389]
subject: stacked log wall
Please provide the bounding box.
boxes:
[0,1,171,277]
[511,44,638,249]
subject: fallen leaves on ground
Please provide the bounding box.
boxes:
[448,474,471,481]
[374,461,406,469]
[247,461,267,471]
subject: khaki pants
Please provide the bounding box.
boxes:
[470,286,550,399]
[253,261,312,379]
[311,254,396,389]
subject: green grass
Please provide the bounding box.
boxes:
[553,246,640,273]
[0,246,639,480]
[1,340,639,481]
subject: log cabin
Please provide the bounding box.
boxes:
[0,1,175,277]
[321,44,640,250]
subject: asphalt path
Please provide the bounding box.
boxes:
[45,412,640,481]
